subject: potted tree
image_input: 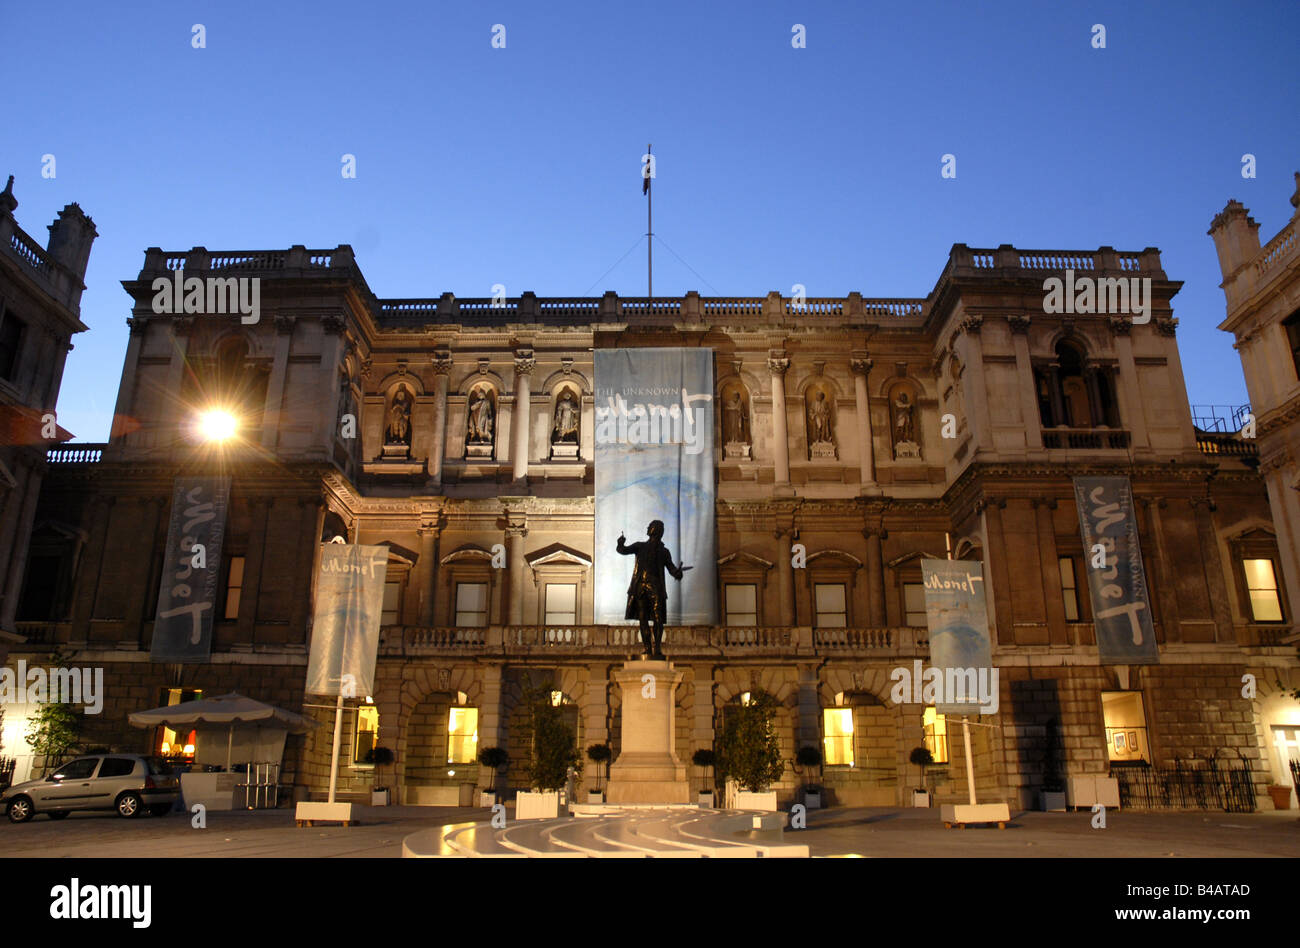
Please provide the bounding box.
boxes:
[909,746,934,807]
[692,749,717,807]
[517,693,579,819]
[586,744,612,803]
[716,690,784,810]
[477,746,509,808]
[368,746,395,806]
[796,745,824,809]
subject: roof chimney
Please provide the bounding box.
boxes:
[46,202,98,281]
[1207,200,1261,281]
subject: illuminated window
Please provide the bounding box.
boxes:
[455,583,488,627]
[354,706,379,764]
[544,584,577,624]
[1101,691,1149,763]
[725,584,757,626]
[1059,556,1080,622]
[823,708,854,766]
[1243,558,1283,622]
[222,556,245,620]
[447,707,479,763]
[156,688,201,759]
[814,583,847,628]
[903,583,927,627]
[381,581,401,625]
[923,707,948,763]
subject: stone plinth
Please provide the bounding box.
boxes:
[606,660,689,804]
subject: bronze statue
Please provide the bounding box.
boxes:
[616,520,690,659]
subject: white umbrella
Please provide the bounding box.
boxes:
[129,692,319,770]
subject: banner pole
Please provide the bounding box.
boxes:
[327,693,344,805]
[962,715,976,806]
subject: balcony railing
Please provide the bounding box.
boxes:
[47,443,105,463]
[1195,432,1259,459]
[1042,427,1131,450]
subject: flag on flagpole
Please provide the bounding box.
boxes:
[643,144,651,194]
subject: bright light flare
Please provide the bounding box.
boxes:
[198,409,238,442]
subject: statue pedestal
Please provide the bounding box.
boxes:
[605,660,690,805]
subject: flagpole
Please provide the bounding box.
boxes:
[646,142,653,301]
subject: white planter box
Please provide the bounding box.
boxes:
[1039,790,1067,812]
[1067,776,1120,809]
[913,791,930,808]
[734,790,777,811]
[371,789,390,806]
[516,791,560,820]
[698,792,714,808]
[478,791,497,808]
[586,791,604,804]
[803,792,822,810]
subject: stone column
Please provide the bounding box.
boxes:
[1009,316,1042,449]
[796,663,821,749]
[775,524,796,625]
[1191,498,1234,642]
[164,318,194,443]
[768,355,791,488]
[0,459,40,632]
[237,498,272,644]
[979,499,1011,645]
[262,315,293,448]
[583,665,610,793]
[430,352,452,484]
[512,351,535,483]
[1033,498,1067,645]
[505,514,527,625]
[478,664,504,790]
[956,317,990,448]
[69,496,114,643]
[850,354,877,490]
[1110,317,1149,449]
[109,317,148,443]
[416,519,441,626]
[863,527,887,626]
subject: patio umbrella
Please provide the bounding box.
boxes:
[129,692,319,770]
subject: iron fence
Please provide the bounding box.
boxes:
[1112,755,1256,813]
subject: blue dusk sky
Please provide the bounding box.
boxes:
[3,0,1298,442]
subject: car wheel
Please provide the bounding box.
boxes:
[6,796,34,823]
[47,811,70,820]
[149,804,172,817]
[116,792,142,818]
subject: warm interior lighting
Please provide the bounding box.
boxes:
[550,690,564,707]
[160,742,171,754]
[183,744,195,755]
[198,408,238,442]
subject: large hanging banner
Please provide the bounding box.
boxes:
[151,476,231,663]
[920,559,995,716]
[305,544,389,696]
[594,348,717,625]
[1072,476,1160,665]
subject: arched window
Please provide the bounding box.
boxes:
[1035,341,1119,429]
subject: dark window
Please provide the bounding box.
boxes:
[0,312,23,381]
[1285,311,1300,382]
[17,554,62,620]
[97,758,137,779]
[52,758,99,780]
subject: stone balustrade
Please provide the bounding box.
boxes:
[0,212,85,311]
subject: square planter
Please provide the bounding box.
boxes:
[516,791,560,820]
[913,791,930,808]
[803,792,822,810]
[587,791,604,804]
[478,791,497,808]
[698,791,714,808]
[371,789,390,807]
[1039,790,1067,812]
[734,790,777,811]
[1267,785,1293,810]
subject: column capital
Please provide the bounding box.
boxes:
[127,316,149,336]
[273,314,294,334]
[431,351,453,375]
[514,349,536,376]
[849,354,873,376]
[960,315,983,335]
[767,355,790,376]
[171,316,196,337]
[1007,314,1031,334]
[1155,317,1178,337]
[321,314,346,335]
[1107,315,1132,336]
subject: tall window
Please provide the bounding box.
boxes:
[544,583,577,624]
[222,556,245,620]
[354,705,379,764]
[813,583,847,628]
[455,583,488,627]
[381,581,401,625]
[1101,691,1149,763]
[1243,558,1284,622]
[903,583,927,627]
[448,706,479,764]
[923,707,948,763]
[725,584,758,626]
[823,708,854,766]
[1059,556,1080,621]
[1036,341,1118,429]
[0,310,23,381]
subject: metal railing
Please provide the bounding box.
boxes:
[1042,427,1131,450]
[1112,754,1256,812]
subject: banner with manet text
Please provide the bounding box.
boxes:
[594,348,717,625]
[1072,476,1160,665]
[151,476,231,663]
[920,559,995,716]
[305,544,389,696]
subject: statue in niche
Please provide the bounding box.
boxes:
[892,390,921,460]
[467,387,495,445]
[551,390,579,443]
[723,389,749,445]
[384,386,412,445]
[807,387,836,458]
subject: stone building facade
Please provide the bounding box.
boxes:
[1211,170,1300,792]
[0,176,95,666]
[7,238,1296,808]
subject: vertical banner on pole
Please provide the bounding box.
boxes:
[1072,476,1160,665]
[151,476,231,663]
[920,558,995,716]
[305,544,389,696]
[594,348,717,625]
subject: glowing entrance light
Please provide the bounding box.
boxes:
[198,409,238,442]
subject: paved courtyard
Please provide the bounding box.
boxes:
[1,805,1297,858]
